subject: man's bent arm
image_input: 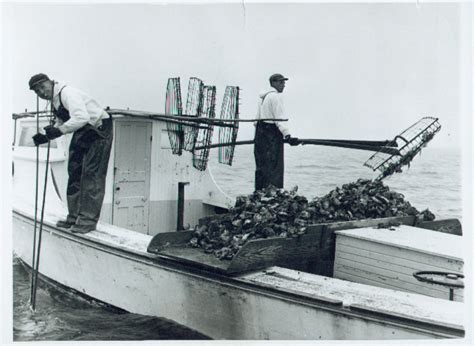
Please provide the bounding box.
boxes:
[57,89,90,134]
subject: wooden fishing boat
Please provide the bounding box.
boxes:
[11,110,466,340]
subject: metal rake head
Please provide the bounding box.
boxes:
[218,86,240,166]
[192,85,217,171]
[164,77,183,155]
[364,117,441,180]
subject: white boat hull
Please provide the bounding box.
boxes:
[13,211,464,340]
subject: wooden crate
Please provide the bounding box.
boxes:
[334,225,464,301]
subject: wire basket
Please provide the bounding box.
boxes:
[364,117,441,180]
[183,77,204,151]
[164,77,183,155]
[218,86,240,166]
[192,85,217,171]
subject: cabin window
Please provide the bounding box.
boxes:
[18,125,57,148]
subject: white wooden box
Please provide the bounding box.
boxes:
[334,225,464,301]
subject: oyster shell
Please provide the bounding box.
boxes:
[190,180,436,260]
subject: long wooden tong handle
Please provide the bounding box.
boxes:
[195,138,400,155]
[297,139,400,155]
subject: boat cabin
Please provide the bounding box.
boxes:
[13,116,232,235]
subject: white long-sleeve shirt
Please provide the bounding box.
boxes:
[256,87,290,137]
[52,81,108,134]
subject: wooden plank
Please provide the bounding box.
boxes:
[228,225,327,274]
[417,219,462,236]
[334,227,464,301]
[336,243,463,275]
[335,225,462,260]
[334,252,449,294]
[336,235,463,271]
[226,237,289,273]
[302,216,415,276]
[333,258,463,300]
[307,224,337,276]
[333,267,463,302]
[324,216,416,231]
[333,258,448,297]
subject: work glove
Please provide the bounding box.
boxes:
[32,133,49,146]
[285,135,300,146]
[44,125,63,140]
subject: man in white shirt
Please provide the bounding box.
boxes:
[254,73,299,191]
[30,73,113,234]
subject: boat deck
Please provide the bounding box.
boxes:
[13,197,465,334]
[13,197,153,254]
[239,266,464,329]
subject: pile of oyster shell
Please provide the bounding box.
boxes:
[189,179,435,260]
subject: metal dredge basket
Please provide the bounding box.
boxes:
[192,85,217,171]
[183,77,204,151]
[165,77,183,155]
[364,117,441,180]
[218,86,240,166]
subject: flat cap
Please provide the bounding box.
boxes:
[29,73,50,90]
[269,73,288,83]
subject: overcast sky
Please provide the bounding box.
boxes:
[2,1,470,149]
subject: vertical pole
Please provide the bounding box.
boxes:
[30,99,40,305]
[31,82,55,310]
[177,182,189,230]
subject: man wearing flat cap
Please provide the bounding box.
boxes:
[29,73,113,234]
[254,73,299,191]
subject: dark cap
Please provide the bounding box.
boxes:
[29,73,50,90]
[269,73,288,83]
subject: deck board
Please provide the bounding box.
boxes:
[334,225,464,301]
[335,225,462,259]
[240,266,464,329]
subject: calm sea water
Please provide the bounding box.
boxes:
[13,145,462,341]
[211,145,463,220]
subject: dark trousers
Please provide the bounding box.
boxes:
[254,121,284,191]
[65,119,113,227]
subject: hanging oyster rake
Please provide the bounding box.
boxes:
[165,77,184,155]
[192,85,217,171]
[218,86,240,166]
[364,117,441,180]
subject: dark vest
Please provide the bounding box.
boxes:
[53,86,71,122]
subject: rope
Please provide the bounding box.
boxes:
[30,81,55,310]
